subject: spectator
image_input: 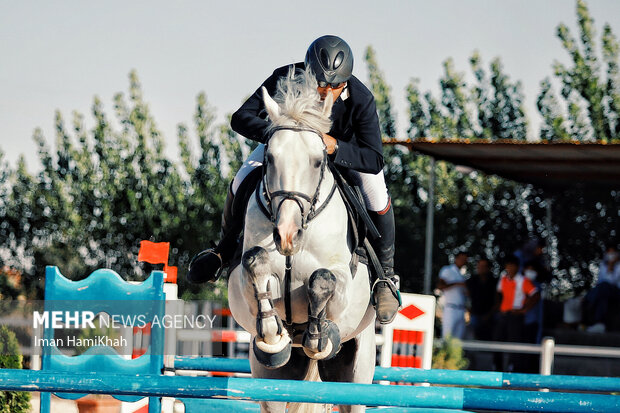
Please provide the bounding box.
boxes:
[523,261,544,344]
[493,254,540,372]
[522,261,545,373]
[437,251,468,340]
[514,237,552,284]
[563,285,587,329]
[466,258,497,340]
[583,244,620,333]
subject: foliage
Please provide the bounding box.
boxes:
[0,326,31,413]
[538,0,620,142]
[364,1,619,297]
[365,47,535,292]
[535,0,620,295]
[0,71,243,299]
[432,336,469,370]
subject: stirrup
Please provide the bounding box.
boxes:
[371,276,402,324]
[371,276,401,305]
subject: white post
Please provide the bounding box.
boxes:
[540,336,555,376]
[424,157,436,295]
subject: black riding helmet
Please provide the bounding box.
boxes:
[304,35,354,85]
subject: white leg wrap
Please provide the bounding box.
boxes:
[254,329,291,354]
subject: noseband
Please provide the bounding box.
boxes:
[260,125,336,230]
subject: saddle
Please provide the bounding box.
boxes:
[228,163,384,281]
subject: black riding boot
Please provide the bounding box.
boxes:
[187,184,243,284]
[369,200,401,324]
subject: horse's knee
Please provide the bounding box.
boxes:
[242,246,270,275]
[308,268,336,303]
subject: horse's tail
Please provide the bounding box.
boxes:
[288,360,330,413]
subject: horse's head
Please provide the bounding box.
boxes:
[261,68,334,256]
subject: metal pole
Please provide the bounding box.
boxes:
[540,336,555,376]
[424,157,436,295]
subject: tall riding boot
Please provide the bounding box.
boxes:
[369,200,401,324]
[187,184,243,283]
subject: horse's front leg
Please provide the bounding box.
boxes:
[302,268,342,360]
[243,246,292,368]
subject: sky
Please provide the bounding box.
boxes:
[2,0,620,171]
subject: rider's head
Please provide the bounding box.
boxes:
[305,35,353,101]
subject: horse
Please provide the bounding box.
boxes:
[227,68,376,413]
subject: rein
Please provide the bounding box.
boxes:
[257,125,338,325]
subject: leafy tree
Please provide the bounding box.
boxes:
[0,71,243,300]
[366,49,533,292]
[539,0,620,142]
[535,0,620,296]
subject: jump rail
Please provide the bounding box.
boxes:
[174,356,620,392]
[1,369,619,413]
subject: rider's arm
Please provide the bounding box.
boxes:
[330,81,384,174]
[231,67,288,143]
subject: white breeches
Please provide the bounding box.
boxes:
[441,306,466,340]
[232,144,390,212]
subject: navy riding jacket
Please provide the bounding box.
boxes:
[230,63,384,174]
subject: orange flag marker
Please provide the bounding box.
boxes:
[138,241,170,265]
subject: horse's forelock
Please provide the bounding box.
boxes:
[267,67,332,134]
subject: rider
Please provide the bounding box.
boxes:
[188,35,401,324]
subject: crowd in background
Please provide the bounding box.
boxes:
[435,238,620,372]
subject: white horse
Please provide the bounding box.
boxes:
[227,68,376,413]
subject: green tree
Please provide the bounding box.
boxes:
[366,50,533,292]
[0,71,243,299]
[540,0,620,142]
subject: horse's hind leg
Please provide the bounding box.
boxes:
[243,246,292,368]
[318,322,376,413]
[302,268,341,360]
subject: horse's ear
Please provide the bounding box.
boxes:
[262,86,280,121]
[322,91,334,118]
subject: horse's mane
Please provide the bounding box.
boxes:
[267,67,332,134]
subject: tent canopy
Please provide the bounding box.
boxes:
[387,139,620,191]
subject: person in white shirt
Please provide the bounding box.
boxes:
[437,251,469,339]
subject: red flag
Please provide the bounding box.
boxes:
[138,241,169,264]
[164,264,177,284]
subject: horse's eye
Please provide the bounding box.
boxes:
[314,159,322,168]
[266,153,274,164]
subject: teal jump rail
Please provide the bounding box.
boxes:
[2,369,618,413]
[174,356,620,392]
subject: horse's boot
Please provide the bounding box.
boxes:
[369,200,402,324]
[187,184,242,283]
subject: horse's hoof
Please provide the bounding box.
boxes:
[302,320,340,360]
[253,335,292,369]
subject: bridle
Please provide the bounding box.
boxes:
[255,124,339,327]
[258,124,338,326]
[260,125,337,230]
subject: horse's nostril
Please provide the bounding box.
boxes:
[296,229,303,238]
[273,229,281,243]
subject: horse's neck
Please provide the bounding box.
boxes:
[315,169,336,209]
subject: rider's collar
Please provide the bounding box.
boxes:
[340,83,349,101]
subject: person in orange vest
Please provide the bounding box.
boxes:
[492,254,540,372]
